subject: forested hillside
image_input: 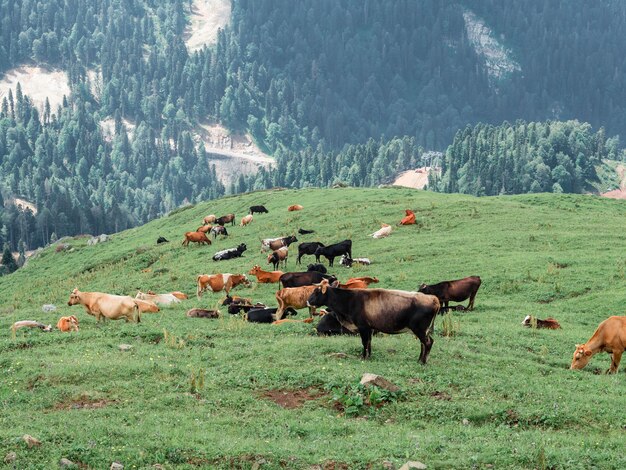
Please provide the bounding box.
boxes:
[1,0,626,254]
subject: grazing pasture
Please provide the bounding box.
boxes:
[1,187,626,469]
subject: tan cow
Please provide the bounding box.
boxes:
[240,214,253,226]
[203,215,217,224]
[67,288,140,322]
[196,273,251,299]
[288,204,304,211]
[56,315,79,332]
[275,285,319,320]
[571,316,626,373]
[371,223,392,239]
[134,299,160,313]
[136,291,181,306]
[248,265,283,283]
[196,224,212,233]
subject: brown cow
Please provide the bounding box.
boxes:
[147,290,188,300]
[275,285,319,320]
[187,308,220,318]
[182,231,211,247]
[134,299,160,313]
[346,277,379,286]
[268,246,288,270]
[399,209,416,225]
[216,213,236,226]
[339,277,380,289]
[248,265,284,283]
[521,315,561,329]
[203,215,217,224]
[196,224,212,233]
[196,273,250,299]
[418,276,481,311]
[240,214,253,226]
[571,316,626,373]
[56,315,79,332]
[288,204,304,211]
[67,288,140,322]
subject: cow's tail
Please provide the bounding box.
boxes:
[196,275,204,300]
[427,297,440,336]
[132,301,141,323]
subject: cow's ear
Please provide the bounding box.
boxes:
[584,349,592,356]
[331,280,340,288]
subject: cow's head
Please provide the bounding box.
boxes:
[68,288,80,306]
[238,243,247,253]
[570,344,593,369]
[314,246,324,255]
[249,265,260,275]
[307,279,337,307]
[418,283,430,294]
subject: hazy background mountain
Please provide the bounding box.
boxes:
[1,0,625,258]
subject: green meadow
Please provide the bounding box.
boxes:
[1,187,626,469]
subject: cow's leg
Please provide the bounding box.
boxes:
[358,327,372,359]
[467,291,477,310]
[275,297,285,321]
[608,350,622,374]
[413,328,434,364]
[329,257,334,267]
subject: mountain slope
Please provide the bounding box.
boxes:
[1,188,626,468]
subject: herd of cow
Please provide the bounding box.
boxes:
[13,202,626,374]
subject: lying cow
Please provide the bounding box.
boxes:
[521,315,561,329]
[248,265,283,283]
[371,223,392,239]
[298,228,315,235]
[187,308,220,318]
[307,279,440,361]
[249,205,268,215]
[307,263,327,274]
[182,231,211,247]
[316,310,357,336]
[68,288,140,323]
[339,255,371,267]
[246,307,297,323]
[418,276,481,311]
[280,271,337,288]
[399,209,416,225]
[156,236,169,244]
[213,243,247,261]
[134,299,160,313]
[571,316,626,374]
[196,273,250,298]
[136,291,181,306]
[275,285,320,320]
[339,277,380,289]
[56,316,79,332]
[288,204,304,211]
[10,321,52,333]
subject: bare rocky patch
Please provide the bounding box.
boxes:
[53,394,117,411]
[185,0,231,52]
[0,65,70,111]
[260,387,326,409]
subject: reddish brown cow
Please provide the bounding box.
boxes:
[275,285,319,320]
[399,209,416,225]
[288,204,304,211]
[196,224,212,233]
[418,276,481,311]
[339,277,380,289]
[56,315,79,332]
[182,231,211,247]
[196,273,250,299]
[346,276,379,286]
[571,316,626,373]
[248,265,283,283]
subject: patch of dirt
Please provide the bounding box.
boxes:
[53,396,117,411]
[601,164,626,199]
[393,167,439,189]
[100,116,136,142]
[431,391,452,401]
[0,65,70,112]
[260,387,326,409]
[185,0,231,52]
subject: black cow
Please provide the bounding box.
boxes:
[418,276,482,311]
[297,242,325,264]
[246,307,297,323]
[298,228,315,235]
[316,310,357,336]
[314,239,352,267]
[210,225,229,239]
[307,263,327,274]
[249,205,269,215]
[279,271,337,288]
[307,279,440,361]
[228,302,266,315]
[156,236,169,244]
[212,243,247,261]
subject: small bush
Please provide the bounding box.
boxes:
[328,383,402,417]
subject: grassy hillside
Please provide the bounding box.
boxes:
[1,187,626,469]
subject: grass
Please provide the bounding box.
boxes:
[1,187,626,469]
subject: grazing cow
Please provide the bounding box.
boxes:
[240,214,253,226]
[134,299,160,313]
[210,225,229,239]
[571,316,626,373]
[203,215,217,224]
[307,279,440,360]
[216,214,236,226]
[280,271,337,288]
[521,315,561,329]
[212,243,247,261]
[67,288,140,323]
[136,291,181,306]
[156,236,169,244]
[298,228,315,235]
[399,209,416,226]
[371,223,392,239]
[316,310,357,336]
[275,285,319,320]
[339,255,371,267]
[182,231,211,247]
[248,265,284,283]
[268,247,288,270]
[297,242,325,264]
[339,277,380,289]
[56,315,79,332]
[307,263,327,274]
[196,273,250,298]
[196,224,212,233]
[249,205,269,215]
[246,307,297,323]
[288,204,304,211]
[418,276,482,311]
[314,240,352,267]
[187,308,220,318]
